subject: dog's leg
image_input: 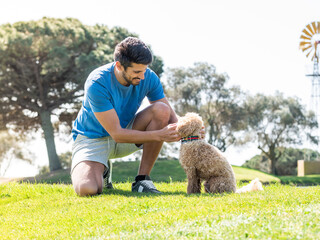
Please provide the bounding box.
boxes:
[186,168,201,194]
[204,176,236,194]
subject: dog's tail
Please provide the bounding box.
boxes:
[236,178,264,194]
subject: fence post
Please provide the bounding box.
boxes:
[297,160,305,177]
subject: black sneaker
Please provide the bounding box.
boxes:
[103,160,113,189]
[131,176,161,193]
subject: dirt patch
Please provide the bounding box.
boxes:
[0,177,24,184]
[0,169,71,185]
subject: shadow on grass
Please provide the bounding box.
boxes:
[98,188,235,198]
[99,188,188,197]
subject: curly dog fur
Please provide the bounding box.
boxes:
[177,112,263,194]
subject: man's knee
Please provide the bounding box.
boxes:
[151,102,171,122]
[71,161,104,197]
[74,180,101,197]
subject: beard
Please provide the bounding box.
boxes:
[121,71,140,86]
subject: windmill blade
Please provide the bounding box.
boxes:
[311,44,316,60]
[300,34,312,41]
[317,22,320,34]
[306,49,314,58]
[307,24,315,35]
[314,43,319,60]
[301,44,312,52]
[302,29,313,38]
[312,22,318,33]
[300,42,311,51]
[299,41,311,47]
[311,51,317,61]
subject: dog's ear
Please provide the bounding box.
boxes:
[177,112,203,137]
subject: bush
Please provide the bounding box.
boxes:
[242,148,320,175]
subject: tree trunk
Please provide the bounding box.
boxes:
[270,158,277,175]
[39,110,61,171]
[269,147,278,175]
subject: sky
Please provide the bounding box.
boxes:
[1,0,320,177]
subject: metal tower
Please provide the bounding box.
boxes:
[306,58,320,118]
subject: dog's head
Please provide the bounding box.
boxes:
[176,112,203,137]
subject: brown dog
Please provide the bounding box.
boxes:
[177,112,263,194]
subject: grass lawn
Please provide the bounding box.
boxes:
[0,182,319,239]
[19,160,281,185]
[279,175,320,186]
[1,160,319,239]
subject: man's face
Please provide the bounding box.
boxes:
[121,63,148,86]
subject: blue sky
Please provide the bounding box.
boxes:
[1,0,320,176]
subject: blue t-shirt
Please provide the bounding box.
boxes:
[72,62,165,140]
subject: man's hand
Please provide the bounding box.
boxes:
[160,124,205,142]
[158,123,181,142]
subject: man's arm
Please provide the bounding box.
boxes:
[94,108,179,144]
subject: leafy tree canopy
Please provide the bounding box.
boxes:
[165,62,248,151]
[245,92,319,175]
[0,17,164,171]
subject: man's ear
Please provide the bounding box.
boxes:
[115,61,124,71]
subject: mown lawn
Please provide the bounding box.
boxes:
[0,182,319,239]
[1,160,319,239]
[279,174,320,186]
[19,160,281,184]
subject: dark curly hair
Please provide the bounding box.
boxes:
[114,37,153,69]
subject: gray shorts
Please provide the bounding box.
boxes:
[71,118,142,173]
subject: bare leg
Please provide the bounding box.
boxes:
[71,161,104,196]
[132,102,171,175]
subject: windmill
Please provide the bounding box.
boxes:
[299,21,320,118]
[300,22,320,162]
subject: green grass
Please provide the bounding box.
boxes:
[25,160,320,188]
[1,161,320,239]
[0,182,319,239]
[112,160,188,183]
[20,160,282,185]
[232,166,280,184]
[279,175,320,186]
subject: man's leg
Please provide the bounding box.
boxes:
[71,101,171,196]
[71,161,104,196]
[132,102,171,176]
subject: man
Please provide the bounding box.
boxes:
[71,37,180,196]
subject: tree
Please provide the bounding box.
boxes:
[165,62,248,151]
[0,130,33,176]
[245,92,319,175]
[0,18,164,171]
[243,148,320,175]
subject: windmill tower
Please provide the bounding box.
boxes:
[299,21,320,119]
